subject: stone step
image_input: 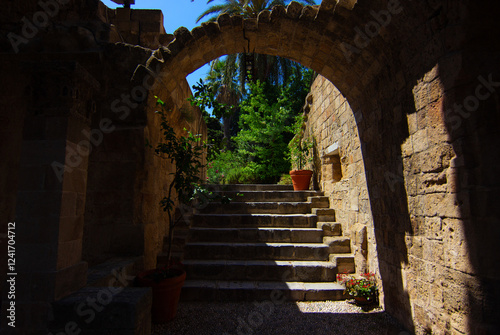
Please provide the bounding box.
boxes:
[203,190,324,203]
[197,201,316,214]
[207,184,294,192]
[324,237,352,253]
[311,208,335,215]
[307,195,330,208]
[330,254,356,274]
[316,212,337,222]
[181,280,346,301]
[183,242,330,261]
[317,222,342,236]
[187,227,325,243]
[311,208,336,222]
[192,214,318,228]
[183,260,338,282]
[171,185,353,303]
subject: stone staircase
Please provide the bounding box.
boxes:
[158,184,355,301]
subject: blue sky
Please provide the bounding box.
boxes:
[101,0,214,89]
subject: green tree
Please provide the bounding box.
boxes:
[233,80,294,183]
[201,59,315,184]
[205,59,241,149]
[189,79,225,161]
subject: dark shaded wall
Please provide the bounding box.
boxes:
[0,0,499,334]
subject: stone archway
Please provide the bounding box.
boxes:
[126,1,500,334]
[132,0,411,328]
[4,0,499,333]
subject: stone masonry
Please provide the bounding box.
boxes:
[172,184,354,301]
[0,0,499,334]
[303,75,376,280]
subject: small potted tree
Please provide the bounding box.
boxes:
[136,97,206,323]
[288,115,313,191]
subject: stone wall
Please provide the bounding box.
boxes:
[82,77,205,270]
[140,79,206,270]
[0,61,28,294]
[0,2,206,332]
[81,20,206,270]
[303,75,376,277]
[1,0,499,334]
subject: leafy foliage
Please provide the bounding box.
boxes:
[152,97,206,268]
[198,0,317,22]
[189,78,229,120]
[288,115,313,170]
[203,65,314,184]
[207,150,260,184]
[337,272,379,298]
[233,80,293,183]
[189,79,227,160]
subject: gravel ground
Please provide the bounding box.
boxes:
[152,300,410,335]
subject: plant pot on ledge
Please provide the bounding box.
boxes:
[136,267,186,323]
[354,295,377,306]
[290,169,313,191]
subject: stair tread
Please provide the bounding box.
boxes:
[189,227,323,231]
[182,259,335,266]
[207,201,311,204]
[185,242,328,247]
[194,213,317,217]
[172,185,354,302]
[183,280,345,290]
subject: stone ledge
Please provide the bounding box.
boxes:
[86,257,143,287]
[50,287,151,335]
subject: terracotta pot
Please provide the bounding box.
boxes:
[136,268,186,323]
[354,295,376,306]
[289,170,313,191]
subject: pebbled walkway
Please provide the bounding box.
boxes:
[152,300,410,335]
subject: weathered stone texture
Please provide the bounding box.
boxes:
[303,75,377,277]
[1,0,499,334]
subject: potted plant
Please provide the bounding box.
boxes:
[136,97,206,324]
[336,272,379,305]
[288,115,313,191]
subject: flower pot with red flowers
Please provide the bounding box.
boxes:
[337,272,379,306]
[288,116,314,191]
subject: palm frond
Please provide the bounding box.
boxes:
[196,5,228,22]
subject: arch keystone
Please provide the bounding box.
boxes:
[231,14,244,27]
[338,0,357,10]
[217,13,232,31]
[243,18,258,31]
[201,21,220,38]
[166,39,183,57]
[257,10,271,24]
[286,1,304,19]
[173,26,194,46]
[191,26,206,40]
[270,5,287,21]
[158,46,172,61]
[319,0,338,12]
[300,6,319,21]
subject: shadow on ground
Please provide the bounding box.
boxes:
[152,301,409,335]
